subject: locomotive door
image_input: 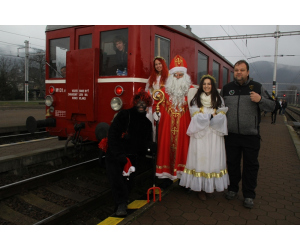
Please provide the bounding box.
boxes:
[65,48,98,121]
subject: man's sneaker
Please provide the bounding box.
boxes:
[243,198,254,209]
[116,203,127,216]
[225,191,237,200]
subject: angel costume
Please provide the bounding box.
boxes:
[179,88,229,193]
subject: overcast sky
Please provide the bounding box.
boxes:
[1,24,300,68]
[1,1,300,69]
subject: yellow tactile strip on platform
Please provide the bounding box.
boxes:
[97,200,148,225]
[127,200,148,209]
[98,217,124,225]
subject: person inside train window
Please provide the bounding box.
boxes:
[60,66,66,78]
[113,35,128,76]
[49,37,69,78]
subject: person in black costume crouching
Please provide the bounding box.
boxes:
[105,90,154,216]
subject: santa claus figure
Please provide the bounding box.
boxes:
[153,55,193,188]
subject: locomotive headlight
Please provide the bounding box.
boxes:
[110,97,123,111]
[45,95,54,107]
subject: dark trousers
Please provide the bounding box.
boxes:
[105,155,136,207]
[271,110,277,123]
[225,133,260,199]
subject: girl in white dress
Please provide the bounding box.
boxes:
[179,75,229,200]
[145,56,169,141]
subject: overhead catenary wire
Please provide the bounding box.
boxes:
[228,25,265,83]
[0,29,45,41]
[0,40,44,51]
[219,26,265,83]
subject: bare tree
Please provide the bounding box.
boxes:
[29,50,45,96]
[0,56,23,100]
[18,50,46,99]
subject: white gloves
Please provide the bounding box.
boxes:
[153,112,161,121]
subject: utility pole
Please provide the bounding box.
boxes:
[272,26,279,98]
[24,40,29,102]
[18,41,45,102]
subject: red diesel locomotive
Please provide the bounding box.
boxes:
[26,25,234,146]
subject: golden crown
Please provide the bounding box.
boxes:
[200,74,216,84]
[154,56,166,62]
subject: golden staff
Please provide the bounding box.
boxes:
[152,89,165,116]
[146,89,165,201]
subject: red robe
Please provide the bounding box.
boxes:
[153,87,192,180]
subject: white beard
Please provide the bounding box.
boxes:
[165,73,191,110]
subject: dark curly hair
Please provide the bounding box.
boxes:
[132,89,152,107]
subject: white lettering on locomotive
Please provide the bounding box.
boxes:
[55,110,66,117]
[68,89,89,100]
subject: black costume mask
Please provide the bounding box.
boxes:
[135,100,147,113]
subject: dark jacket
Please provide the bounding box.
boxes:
[106,107,152,160]
[115,49,128,71]
[220,79,275,135]
[282,101,287,109]
[273,100,281,112]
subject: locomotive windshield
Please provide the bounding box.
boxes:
[100,29,128,76]
[49,37,70,78]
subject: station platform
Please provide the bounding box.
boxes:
[117,113,300,225]
[1,108,300,225]
[0,108,66,172]
[0,107,45,131]
[0,108,66,157]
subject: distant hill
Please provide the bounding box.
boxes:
[249,61,300,92]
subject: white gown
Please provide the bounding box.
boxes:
[179,90,229,193]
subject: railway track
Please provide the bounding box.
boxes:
[0,130,56,146]
[0,155,154,225]
[286,106,300,137]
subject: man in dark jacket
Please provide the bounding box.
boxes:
[271,97,281,124]
[105,90,153,216]
[220,60,275,209]
[282,99,287,115]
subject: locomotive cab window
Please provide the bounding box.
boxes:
[49,37,70,78]
[79,34,92,49]
[100,29,128,76]
[230,71,234,82]
[213,60,220,88]
[197,51,208,84]
[223,67,229,87]
[155,35,170,66]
